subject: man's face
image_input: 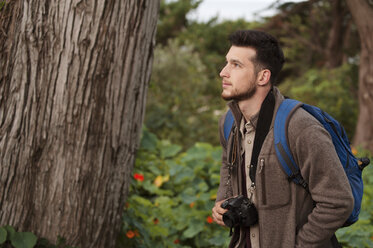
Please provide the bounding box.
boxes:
[220,46,259,101]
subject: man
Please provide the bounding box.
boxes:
[212,30,354,248]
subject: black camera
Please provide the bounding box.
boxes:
[221,195,258,228]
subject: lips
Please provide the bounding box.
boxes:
[222,80,231,88]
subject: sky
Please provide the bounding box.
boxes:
[188,0,305,22]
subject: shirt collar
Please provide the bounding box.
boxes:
[239,112,259,136]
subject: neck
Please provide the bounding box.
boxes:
[238,86,271,121]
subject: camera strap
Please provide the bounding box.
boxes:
[249,89,275,186]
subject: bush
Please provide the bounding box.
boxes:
[121,129,373,247]
[119,128,230,247]
[145,39,224,148]
[0,226,76,248]
[279,64,359,138]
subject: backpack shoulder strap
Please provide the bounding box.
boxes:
[223,109,234,141]
[274,99,309,190]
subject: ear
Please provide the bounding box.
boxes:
[257,69,271,86]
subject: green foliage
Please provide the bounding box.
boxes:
[0,226,77,248]
[119,129,230,247]
[0,1,5,11]
[336,152,373,248]
[0,226,37,248]
[178,19,259,76]
[35,236,77,248]
[262,0,360,81]
[279,64,359,138]
[10,233,37,248]
[147,0,262,148]
[145,39,224,147]
[0,227,7,244]
[157,0,202,45]
[122,130,373,247]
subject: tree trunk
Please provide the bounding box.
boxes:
[346,0,373,152]
[326,0,346,68]
[0,0,159,247]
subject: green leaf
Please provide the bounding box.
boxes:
[183,225,203,238]
[3,225,16,239]
[169,161,183,177]
[197,192,211,203]
[131,195,153,207]
[36,238,54,247]
[155,196,175,206]
[211,148,222,162]
[0,227,7,244]
[148,225,169,237]
[10,232,37,248]
[182,219,204,238]
[208,235,228,246]
[142,181,173,196]
[175,220,189,231]
[197,181,209,192]
[140,129,158,151]
[173,167,194,184]
[182,145,208,164]
[159,140,182,158]
[180,188,197,204]
[147,163,162,175]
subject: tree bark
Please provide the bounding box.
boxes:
[0,0,159,247]
[326,0,346,68]
[346,0,373,152]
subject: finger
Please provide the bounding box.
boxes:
[214,201,228,215]
[215,206,227,215]
[212,205,227,226]
[212,211,225,226]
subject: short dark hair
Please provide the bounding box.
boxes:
[229,30,285,84]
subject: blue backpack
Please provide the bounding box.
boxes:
[223,99,370,226]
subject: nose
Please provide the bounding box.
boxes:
[220,64,229,78]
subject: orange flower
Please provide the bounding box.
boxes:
[174,239,180,244]
[206,216,213,224]
[134,173,144,182]
[153,218,159,225]
[351,147,358,155]
[126,230,135,239]
[189,202,195,208]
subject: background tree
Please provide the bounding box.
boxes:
[146,0,256,146]
[0,0,159,247]
[260,0,360,138]
[263,0,359,77]
[346,0,373,152]
[157,0,202,45]
[146,40,215,148]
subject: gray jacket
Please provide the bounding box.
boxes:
[217,87,353,247]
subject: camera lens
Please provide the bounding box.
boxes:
[222,211,239,228]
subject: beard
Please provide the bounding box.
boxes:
[221,83,257,101]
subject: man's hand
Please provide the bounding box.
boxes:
[212,199,228,226]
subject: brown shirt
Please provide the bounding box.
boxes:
[235,116,260,248]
